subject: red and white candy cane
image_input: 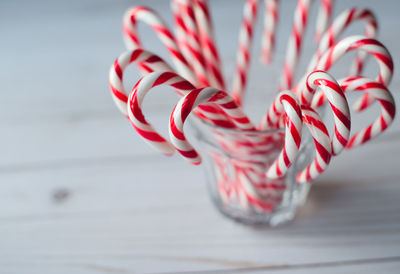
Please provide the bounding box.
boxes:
[231,0,260,104]
[310,36,394,110]
[123,5,238,125]
[310,76,396,149]
[213,133,278,158]
[302,70,351,155]
[294,8,378,98]
[279,0,313,91]
[123,6,197,85]
[262,0,334,63]
[127,70,247,155]
[261,0,279,64]
[340,77,395,149]
[109,48,174,116]
[170,0,195,72]
[296,105,331,183]
[306,8,378,80]
[226,158,283,212]
[314,0,334,42]
[234,160,285,196]
[171,0,209,86]
[212,153,235,205]
[169,87,256,164]
[127,71,199,155]
[260,91,303,179]
[192,0,225,89]
[235,168,275,212]
[346,10,378,77]
[110,50,235,130]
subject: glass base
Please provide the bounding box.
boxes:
[209,182,311,226]
[190,116,314,226]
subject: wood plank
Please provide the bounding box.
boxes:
[175,259,400,274]
[1,142,400,273]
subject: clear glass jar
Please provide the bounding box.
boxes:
[190,117,314,226]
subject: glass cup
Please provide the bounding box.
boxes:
[190,117,314,226]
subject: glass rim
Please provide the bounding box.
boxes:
[191,115,284,134]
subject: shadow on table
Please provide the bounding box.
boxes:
[298,180,352,218]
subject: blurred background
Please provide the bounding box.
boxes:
[0,0,399,273]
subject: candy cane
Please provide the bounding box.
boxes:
[296,105,331,183]
[302,70,350,155]
[310,36,394,107]
[171,0,209,86]
[215,134,285,208]
[170,0,194,71]
[211,153,234,203]
[223,159,283,211]
[109,49,229,125]
[303,8,378,85]
[236,168,275,212]
[123,6,197,84]
[204,123,282,158]
[260,91,303,179]
[235,166,282,212]
[169,87,256,164]
[261,0,279,64]
[126,72,194,155]
[231,0,260,105]
[279,0,313,91]
[296,8,379,109]
[235,161,286,198]
[112,1,397,193]
[214,135,277,157]
[127,71,238,155]
[193,0,225,89]
[347,12,378,78]
[339,77,396,149]
[314,0,334,42]
[204,131,284,211]
[124,6,238,123]
[109,49,174,116]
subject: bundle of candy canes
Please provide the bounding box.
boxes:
[109,0,395,211]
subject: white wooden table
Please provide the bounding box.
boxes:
[1,0,399,273]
